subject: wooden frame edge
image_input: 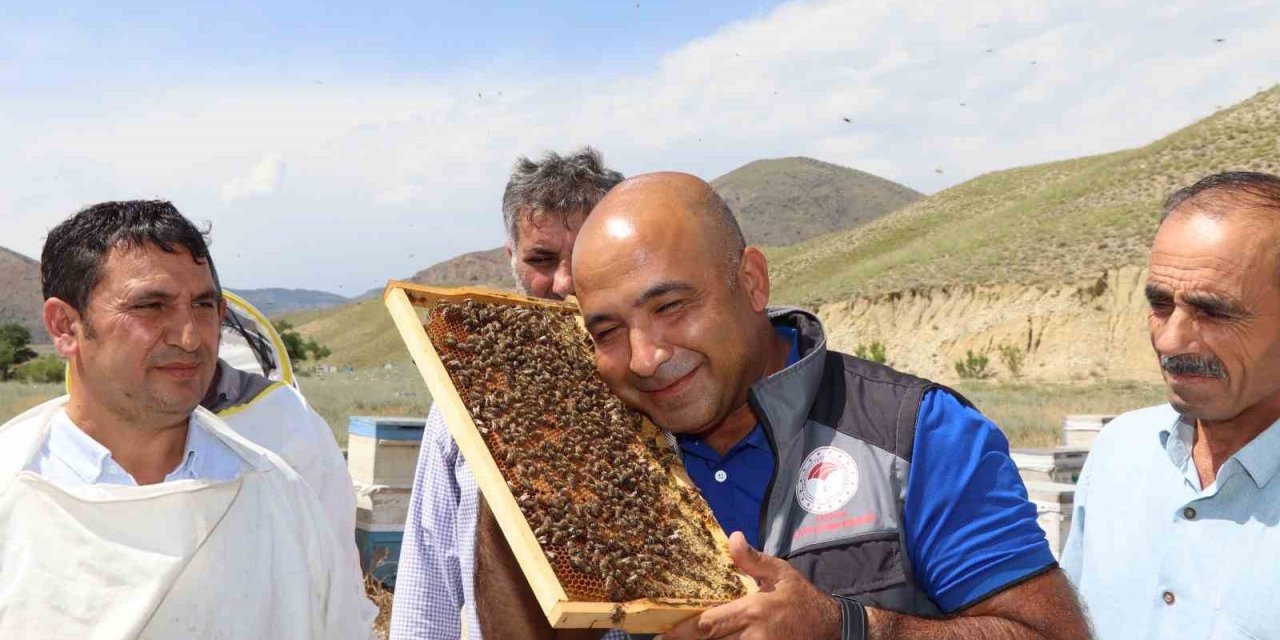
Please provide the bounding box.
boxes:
[383,285,570,618]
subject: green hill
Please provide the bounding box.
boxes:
[282,297,406,369]
[770,86,1280,307]
[297,156,920,367]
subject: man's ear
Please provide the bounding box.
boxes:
[737,246,771,313]
[44,298,83,359]
[504,240,515,262]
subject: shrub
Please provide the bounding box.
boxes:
[954,349,991,380]
[997,344,1026,378]
[853,341,888,364]
[14,356,66,384]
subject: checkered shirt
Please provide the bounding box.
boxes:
[389,405,628,639]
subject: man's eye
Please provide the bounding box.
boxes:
[592,327,617,342]
[133,302,163,310]
[524,256,555,266]
[657,300,682,314]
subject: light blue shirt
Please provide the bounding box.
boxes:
[1062,404,1280,640]
[27,409,243,486]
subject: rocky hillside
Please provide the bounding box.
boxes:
[776,85,1280,383]
[0,247,46,342]
[232,288,348,317]
[772,87,1280,306]
[403,246,510,290]
[301,156,920,366]
[712,157,922,246]
[356,156,921,298]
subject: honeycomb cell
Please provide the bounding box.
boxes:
[425,298,746,603]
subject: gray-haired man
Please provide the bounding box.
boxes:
[390,148,626,640]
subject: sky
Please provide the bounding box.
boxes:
[3,0,1278,294]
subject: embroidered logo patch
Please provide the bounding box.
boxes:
[796,447,859,514]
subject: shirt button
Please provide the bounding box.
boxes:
[1162,591,1175,605]
[714,470,728,483]
[1183,507,1197,520]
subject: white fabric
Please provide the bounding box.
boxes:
[30,409,243,486]
[216,382,365,589]
[220,326,272,378]
[221,291,296,388]
[0,396,375,640]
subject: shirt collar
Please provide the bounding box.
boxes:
[1234,415,1280,488]
[48,410,113,484]
[1162,411,1280,489]
[678,423,770,460]
[48,410,203,485]
[678,326,801,456]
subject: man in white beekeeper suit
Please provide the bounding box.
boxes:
[202,279,364,588]
[0,200,375,639]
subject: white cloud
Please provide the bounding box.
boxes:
[220,154,286,202]
[3,0,1279,292]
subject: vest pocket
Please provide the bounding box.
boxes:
[785,532,905,596]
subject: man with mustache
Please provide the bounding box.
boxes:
[391,147,628,640]
[0,200,374,638]
[570,173,1091,639]
[1062,171,1280,639]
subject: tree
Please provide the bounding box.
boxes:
[0,323,38,381]
[304,338,332,361]
[273,320,331,364]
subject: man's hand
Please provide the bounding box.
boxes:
[657,532,842,640]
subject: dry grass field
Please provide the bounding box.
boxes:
[295,364,432,447]
[0,380,63,423]
[0,365,431,449]
[955,379,1167,448]
[0,370,1165,450]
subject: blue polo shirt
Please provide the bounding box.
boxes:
[677,327,799,549]
[681,328,1055,613]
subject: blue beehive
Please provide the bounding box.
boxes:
[347,415,426,589]
[356,528,406,587]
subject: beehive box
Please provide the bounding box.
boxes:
[1025,481,1076,559]
[384,281,755,632]
[1063,414,1115,449]
[354,482,413,530]
[1011,447,1089,485]
[346,416,426,487]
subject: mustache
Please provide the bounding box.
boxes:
[150,349,204,367]
[1160,354,1226,379]
[633,352,700,392]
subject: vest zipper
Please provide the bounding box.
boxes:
[748,389,781,555]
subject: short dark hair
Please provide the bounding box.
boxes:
[41,200,218,313]
[501,147,624,242]
[1161,171,1280,222]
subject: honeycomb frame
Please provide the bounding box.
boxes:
[384,281,756,632]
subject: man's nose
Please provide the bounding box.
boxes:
[167,305,202,352]
[551,260,574,299]
[628,328,672,378]
[1153,305,1199,357]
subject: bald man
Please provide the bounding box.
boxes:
[570,173,1092,640]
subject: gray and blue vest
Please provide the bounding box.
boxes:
[751,307,948,616]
